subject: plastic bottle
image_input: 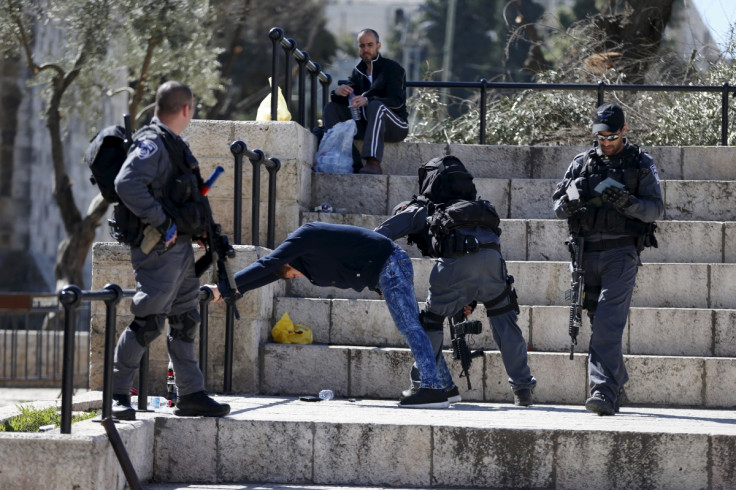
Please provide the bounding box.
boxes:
[348,94,361,121]
[166,361,177,407]
[318,389,334,401]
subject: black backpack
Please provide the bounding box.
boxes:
[85,119,144,245]
[418,155,477,204]
[85,124,129,203]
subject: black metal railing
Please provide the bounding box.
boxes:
[55,283,219,434]
[264,26,735,147]
[407,79,736,145]
[269,27,332,129]
[1,293,90,385]
[230,140,281,249]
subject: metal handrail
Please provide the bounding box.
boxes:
[269,27,332,128]
[406,79,736,145]
[230,140,281,249]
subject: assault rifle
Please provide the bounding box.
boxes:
[564,235,585,360]
[449,315,483,389]
[194,166,242,318]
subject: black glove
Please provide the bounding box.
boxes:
[560,196,584,216]
[602,187,632,208]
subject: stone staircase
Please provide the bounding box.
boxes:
[77,122,736,489]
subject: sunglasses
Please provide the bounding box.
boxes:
[596,132,621,141]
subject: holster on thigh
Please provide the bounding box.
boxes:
[130,314,166,347]
[167,309,201,343]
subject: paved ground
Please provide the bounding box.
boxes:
[0,387,89,409]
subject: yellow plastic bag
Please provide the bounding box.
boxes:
[256,77,292,121]
[271,312,313,344]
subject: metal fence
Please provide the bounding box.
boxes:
[0,293,90,387]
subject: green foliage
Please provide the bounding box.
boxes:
[1,405,98,433]
[408,21,736,147]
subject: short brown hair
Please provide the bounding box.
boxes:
[155,81,193,116]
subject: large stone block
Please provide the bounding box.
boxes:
[682,146,736,180]
[625,355,703,406]
[555,431,708,489]
[704,357,736,408]
[218,419,313,483]
[153,417,218,482]
[664,180,736,221]
[529,305,592,354]
[509,179,558,219]
[261,343,349,396]
[349,347,412,398]
[648,220,722,263]
[433,426,555,488]
[313,422,432,487]
[629,307,713,356]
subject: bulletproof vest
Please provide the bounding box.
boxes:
[569,144,650,237]
[144,124,209,238]
[407,197,502,258]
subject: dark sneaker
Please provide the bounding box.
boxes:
[513,388,534,407]
[358,161,382,174]
[399,388,449,409]
[401,385,461,404]
[112,394,136,421]
[445,385,462,403]
[174,391,231,417]
[615,387,627,413]
[585,392,615,416]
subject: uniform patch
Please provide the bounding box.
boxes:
[650,163,660,183]
[136,139,159,160]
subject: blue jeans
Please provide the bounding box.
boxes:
[378,246,452,390]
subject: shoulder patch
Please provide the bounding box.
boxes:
[649,162,660,183]
[135,139,159,160]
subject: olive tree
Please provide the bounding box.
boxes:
[0,0,223,290]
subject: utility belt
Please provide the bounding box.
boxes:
[441,231,500,258]
[583,237,638,253]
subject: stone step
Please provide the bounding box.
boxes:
[284,258,736,310]
[94,395,736,489]
[301,212,736,263]
[272,297,736,359]
[379,142,736,181]
[311,173,736,221]
[259,343,736,409]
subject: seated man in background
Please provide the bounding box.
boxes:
[322,28,409,175]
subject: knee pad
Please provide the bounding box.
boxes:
[168,309,201,343]
[129,315,166,347]
[419,308,445,332]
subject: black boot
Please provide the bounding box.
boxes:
[174,391,231,417]
[112,394,136,420]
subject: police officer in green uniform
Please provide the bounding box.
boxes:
[111,81,230,420]
[552,103,663,415]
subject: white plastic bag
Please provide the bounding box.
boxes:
[314,120,357,174]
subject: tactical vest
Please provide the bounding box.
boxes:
[407,197,502,258]
[569,144,651,237]
[111,124,209,244]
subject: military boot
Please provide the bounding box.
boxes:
[112,394,136,420]
[174,391,230,417]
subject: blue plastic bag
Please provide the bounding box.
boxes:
[315,120,356,174]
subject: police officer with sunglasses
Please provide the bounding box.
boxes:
[552,103,663,416]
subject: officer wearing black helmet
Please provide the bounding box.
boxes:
[552,103,663,416]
